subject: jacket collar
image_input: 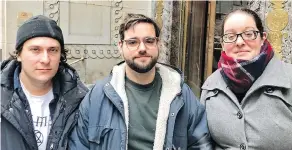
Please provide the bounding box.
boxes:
[13,65,21,90]
[244,56,290,97]
[109,62,183,150]
[1,59,19,90]
[202,56,291,99]
[201,69,238,101]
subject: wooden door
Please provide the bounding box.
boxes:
[184,1,208,97]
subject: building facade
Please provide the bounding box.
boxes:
[1,0,291,96]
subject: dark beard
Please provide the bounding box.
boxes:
[125,56,158,73]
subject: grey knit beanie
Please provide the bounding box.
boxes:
[15,15,64,50]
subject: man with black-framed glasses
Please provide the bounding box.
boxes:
[68,13,213,150]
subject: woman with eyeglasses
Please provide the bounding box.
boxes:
[200,8,292,150]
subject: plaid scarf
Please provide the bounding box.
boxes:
[218,40,274,94]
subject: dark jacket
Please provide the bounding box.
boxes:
[68,62,213,150]
[1,60,88,150]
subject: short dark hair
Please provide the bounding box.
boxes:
[119,13,160,41]
[221,8,264,39]
[10,44,68,63]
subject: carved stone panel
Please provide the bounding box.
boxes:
[44,0,60,23]
[43,0,154,84]
[60,1,111,44]
[65,45,121,59]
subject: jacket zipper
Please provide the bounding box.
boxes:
[103,85,128,150]
[61,110,79,149]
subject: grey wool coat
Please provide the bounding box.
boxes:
[200,56,292,150]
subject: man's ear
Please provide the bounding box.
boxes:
[16,52,21,61]
[157,39,161,47]
[118,41,123,53]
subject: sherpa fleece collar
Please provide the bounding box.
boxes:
[110,62,182,150]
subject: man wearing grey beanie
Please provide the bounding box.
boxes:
[1,15,88,150]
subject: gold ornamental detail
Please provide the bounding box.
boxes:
[265,0,288,59]
[155,0,164,29]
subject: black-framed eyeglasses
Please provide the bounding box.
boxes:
[222,30,260,43]
[122,37,158,51]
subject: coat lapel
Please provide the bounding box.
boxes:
[243,56,291,102]
[201,69,240,105]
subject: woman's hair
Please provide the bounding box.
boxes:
[221,8,264,39]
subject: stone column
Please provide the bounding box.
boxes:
[154,1,185,69]
[155,1,173,64]
[0,0,3,61]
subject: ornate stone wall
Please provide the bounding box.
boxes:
[43,0,122,61]
[3,1,154,84]
[249,0,292,63]
[42,0,153,84]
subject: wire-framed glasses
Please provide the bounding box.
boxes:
[122,37,158,51]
